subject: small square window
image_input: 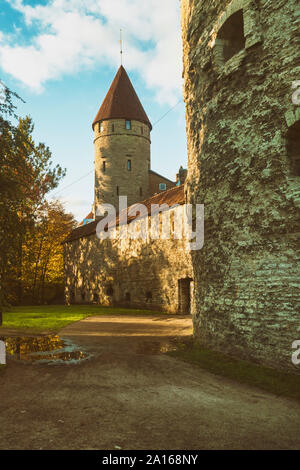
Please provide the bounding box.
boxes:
[159,183,166,190]
[125,120,131,130]
[127,159,132,171]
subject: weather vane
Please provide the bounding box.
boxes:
[119,29,123,66]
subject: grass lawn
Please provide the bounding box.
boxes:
[167,338,300,403]
[1,305,163,332]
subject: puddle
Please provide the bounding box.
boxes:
[0,335,92,365]
[136,339,179,355]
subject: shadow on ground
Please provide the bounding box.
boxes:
[0,315,299,450]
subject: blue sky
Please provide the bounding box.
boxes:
[0,0,187,221]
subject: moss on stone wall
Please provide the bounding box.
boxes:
[181,0,300,372]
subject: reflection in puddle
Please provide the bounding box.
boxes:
[0,335,91,365]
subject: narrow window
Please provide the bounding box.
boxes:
[125,292,131,302]
[102,161,106,172]
[106,286,114,296]
[140,187,143,197]
[146,291,152,301]
[287,120,300,176]
[112,123,115,132]
[217,10,245,63]
[125,120,131,130]
[117,186,119,196]
[159,183,166,191]
[99,121,104,133]
[127,159,132,171]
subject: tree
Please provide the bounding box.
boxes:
[21,201,76,304]
[0,82,66,314]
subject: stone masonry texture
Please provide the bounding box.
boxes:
[94,118,151,214]
[64,204,193,314]
[181,0,300,372]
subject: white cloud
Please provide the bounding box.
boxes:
[0,0,183,104]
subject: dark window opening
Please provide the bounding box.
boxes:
[125,120,131,130]
[287,120,300,176]
[218,10,245,63]
[171,217,175,234]
[146,291,152,301]
[127,159,132,171]
[106,286,114,296]
[112,123,115,132]
[102,161,106,172]
[125,292,131,302]
[81,292,85,301]
[117,186,119,196]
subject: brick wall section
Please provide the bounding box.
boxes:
[94,118,151,214]
[64,204,193,313]
[181,0,300,372]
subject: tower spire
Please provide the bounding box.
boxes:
[92,65,152,130]
[119,29,123,66]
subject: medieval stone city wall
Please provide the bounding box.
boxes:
[181,0,300,372]
[64,205,193,314]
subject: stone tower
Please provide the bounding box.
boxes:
[92,66,152,216]
[181,0,300,372]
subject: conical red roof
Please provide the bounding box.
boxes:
[92,66,152,130]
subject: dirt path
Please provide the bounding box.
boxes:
[0,314,299,450]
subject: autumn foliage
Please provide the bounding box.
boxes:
[0,84,75,307]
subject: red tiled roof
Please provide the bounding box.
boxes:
[64,185,184,243]
[92,66,152,130]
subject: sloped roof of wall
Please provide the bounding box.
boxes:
[92,66,152,130]
[64,185,185,243]
[149,169,175,184]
